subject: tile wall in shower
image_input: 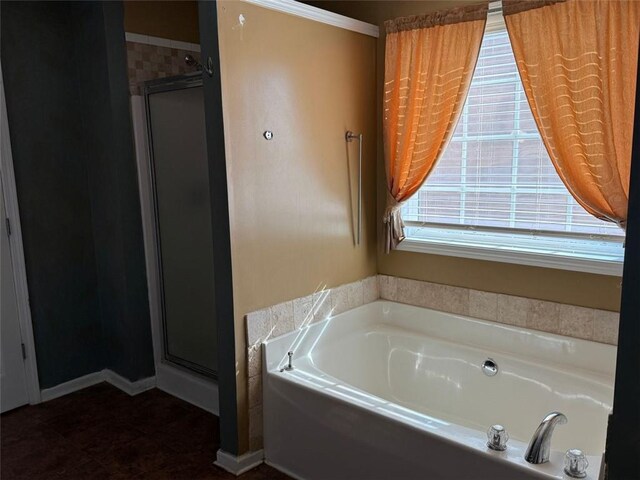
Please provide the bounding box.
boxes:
[125,38,200,95]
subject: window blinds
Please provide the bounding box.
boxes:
[402,30,624,238]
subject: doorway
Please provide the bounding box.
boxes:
[0,64,40,412]
[146,74,218,379]
[0,179,29,413]
[132,73,219,412]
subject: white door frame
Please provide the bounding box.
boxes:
[130,92,219,415]
[0,64,41,405]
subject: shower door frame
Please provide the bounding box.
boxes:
[143,73,218,381]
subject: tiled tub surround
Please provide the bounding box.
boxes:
[245,274,618,451]
[245,276,379,450]
[378,275,620,346]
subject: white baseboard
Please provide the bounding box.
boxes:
[40,371,105,402]
[40,369,156,402]
[264,460,304,480]
[102,369,156,396]
[156,363,219,415]
[215,449,264,476]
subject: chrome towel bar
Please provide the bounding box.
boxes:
[346,130,363,245]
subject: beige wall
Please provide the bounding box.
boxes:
[309,0,622,312]
[217,0,377,453]
[123,1,199,43]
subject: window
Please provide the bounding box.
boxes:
[400,24,624,275]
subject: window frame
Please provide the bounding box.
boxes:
[398,7,625,276]
[398,225,624,276]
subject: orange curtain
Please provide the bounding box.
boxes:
[383,4,487,252]
[504,0,640,229]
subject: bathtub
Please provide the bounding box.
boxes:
[262,301,616,480]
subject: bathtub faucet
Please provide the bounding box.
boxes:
[524,412,568,464]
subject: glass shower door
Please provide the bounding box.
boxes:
[146,78,217,378]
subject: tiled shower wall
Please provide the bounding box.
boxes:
[245,274,619,451]
[125,40,200,95]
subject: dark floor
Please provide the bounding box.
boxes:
[1,383,289,480]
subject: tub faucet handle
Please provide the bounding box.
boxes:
[564,449,588,478]
[487,424,509,451]
[281,351,294,371]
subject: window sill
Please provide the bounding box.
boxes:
[397,226,624,276]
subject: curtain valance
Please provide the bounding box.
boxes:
[385,3,489,33]
[502,0,566,16]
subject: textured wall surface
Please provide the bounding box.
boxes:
[1,2,105,389]
[217,0,378,453]
[78,3,155,382]
[1,1,154,388]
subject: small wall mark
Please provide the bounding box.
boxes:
[232,13,246,40]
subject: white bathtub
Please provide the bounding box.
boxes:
[263,301,616,480]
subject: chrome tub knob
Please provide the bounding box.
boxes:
[564,449,588,478]
[487,424,509,451]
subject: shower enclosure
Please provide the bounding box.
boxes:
[143,73,218,381]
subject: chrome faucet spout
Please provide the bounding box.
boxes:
[525,412,568,464]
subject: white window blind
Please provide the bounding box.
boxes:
[402,29,624,240]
